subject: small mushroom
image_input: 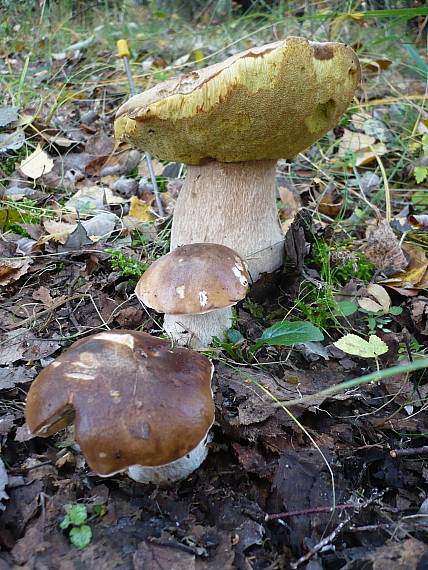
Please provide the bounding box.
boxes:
[25,331,214,484]
[135,243,250,347]
[115,37,360,281]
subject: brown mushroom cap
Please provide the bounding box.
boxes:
[135,243,250,315]
[25,331,214,476]
[114,37,360,165]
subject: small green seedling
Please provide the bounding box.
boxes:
[108,250,148,278]
[358,283,403,332]
[60,504,92,549]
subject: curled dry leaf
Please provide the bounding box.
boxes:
[364,219,408,275]
[358,283,391,313]
[337,129,387,166]
[43,213,117,244]
[317,182,343,217]
[380,243,428,289]
[0,129,26,153]
[0,258,32,286]
[409,214,428,228]
[18,144,54,179]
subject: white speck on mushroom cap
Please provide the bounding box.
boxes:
[93,332,134,350]
[99,452,107,458]
[239,275,248,287]
[234,258,245,272]
[178,258,184,263]
[65,372,95,381]
[232,265,241,278]
[176,285,185,298]
[199,290,208,307]
[50,361,61,368]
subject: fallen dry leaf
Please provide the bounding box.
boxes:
[317,182,343,217]
[32,286,54,307]
[380,242,428,289]
[337,129,387,166]
[0,258,32,286]
[409,214,428,228]
[358,283,391,313]
[43,213,117,244]
[133,542,195,570]
[129,196,156,222]
[18,144,54,179]
[64,186,125,214]
[361,56,392,74]
[364,219,408,275]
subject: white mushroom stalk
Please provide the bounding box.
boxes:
[128,431,211,484]
[170,160,284,281]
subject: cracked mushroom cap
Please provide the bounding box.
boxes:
[114,36,360,165]
[135,243,250,315]
[25,331,214,476]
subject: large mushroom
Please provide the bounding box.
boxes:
[136,242,250,347]
[115,37,360,281]
[25,331,214,484]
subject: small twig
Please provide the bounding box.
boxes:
[291,514,352,569]
[265,503,355,521]
[390,446,428,458]
[290,489,386,569]
[5,293,84,331]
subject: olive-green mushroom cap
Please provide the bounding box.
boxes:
[115,37,360,165]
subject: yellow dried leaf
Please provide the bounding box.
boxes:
[129,196,155,222]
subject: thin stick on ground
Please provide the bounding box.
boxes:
[390,446,428,458]
[291,489,386,569]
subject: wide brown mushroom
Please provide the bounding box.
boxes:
[115,37,360,281]
[25,331,214,484]
[136,243,250,347]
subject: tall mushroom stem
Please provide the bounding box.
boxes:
[170,160,284,281]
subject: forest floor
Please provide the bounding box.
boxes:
[0,2,428,569]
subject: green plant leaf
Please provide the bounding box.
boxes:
[60,515,70,530]
[226,328,244,344]
[414,166,428,184]
[334,301,358,317]
[334,334,388,358]
[389,306,403,316]
[66,504,88,526]
[254,321,324,349]
[69,525,92,549]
